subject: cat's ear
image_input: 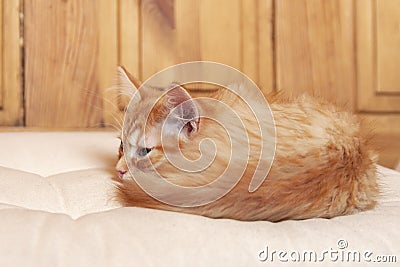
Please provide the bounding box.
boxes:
[116,66,141,98]
[164,83,200,139]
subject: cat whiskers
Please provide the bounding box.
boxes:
[81,88,124,130]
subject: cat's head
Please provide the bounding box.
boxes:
[115,67,201,178]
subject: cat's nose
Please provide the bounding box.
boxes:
[117,170,127,178]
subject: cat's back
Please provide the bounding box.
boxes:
[268,94,377,186]
[270,95,363,153]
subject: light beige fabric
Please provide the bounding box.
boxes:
[0,132,399,267]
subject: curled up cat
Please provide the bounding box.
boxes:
[113,66,379,222]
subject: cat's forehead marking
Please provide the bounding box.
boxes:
[128,129,140,146]
[138,136,146,148]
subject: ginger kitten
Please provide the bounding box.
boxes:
[114,66,378,222]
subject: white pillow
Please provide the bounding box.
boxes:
[0,165,399,267]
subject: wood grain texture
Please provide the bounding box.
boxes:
[356,0,400,168]
[242,0,274,94]
[376,0,400,93]
[241,0,258,86]
[139,0,273,95]
[360,113,400,168]
[141,0,176,81]
[373,132,400,169]
[356,0,400,112]
[97,0,118,129]
[257,0,274,93]
[360,114,400,135]
[0,0,3,108]
[0,0,23,126]
[276,0,355,109]
[199,0,241,68]
[118,0,140,76]
[118,0,142,79]
[25,0,117,128]
[175,0,201,62]
[142,0,242,77]
[118,0,140,111]
[141,0,241,86]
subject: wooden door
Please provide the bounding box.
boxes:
[356,0,400,112]
[134,0,274,94]
[356,0,400,168]
[24,0,118,128]
[275,0,356,109]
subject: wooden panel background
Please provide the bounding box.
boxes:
[118,0,140,110]
[0,0,2,109]
[356,0,400,112]
[0,0,23,126]
[24,0,118,128]
[276,0,355,109]
[139,0,273,94]
[0,0,399,168]
[376,0,400,93]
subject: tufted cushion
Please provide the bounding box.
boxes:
[0,132,399,266]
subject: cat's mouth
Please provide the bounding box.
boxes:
[132,166,154,173]
[117,166,157,181]
[116,155,161,179]
[128,159,162,175]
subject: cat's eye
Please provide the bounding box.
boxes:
[137,147,153,157]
